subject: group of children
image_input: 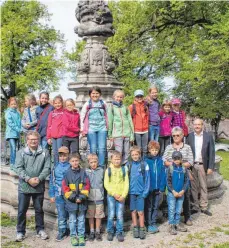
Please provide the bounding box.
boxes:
[4,86,190,246]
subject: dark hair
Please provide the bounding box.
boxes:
[69,153,80,161]
[39,90,49,99]
[89,86,102,96]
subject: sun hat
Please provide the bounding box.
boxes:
[58,146,69,154]
[172,151,183,160]
[171,98,181,105]
[134,89,144,97]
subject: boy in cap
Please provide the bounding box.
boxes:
[166,151,189,235]
[129,89,149,157]
[49,146,70,241]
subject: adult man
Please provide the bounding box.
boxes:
[186,119,215,216]
[15,131,51,242]
[163,127,194,226]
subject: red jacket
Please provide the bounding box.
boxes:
[129,101,149,132]
[62,109,80,137]
[46,108,64,139]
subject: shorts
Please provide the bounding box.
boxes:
[86,204,105,219]
[130,194,144,212]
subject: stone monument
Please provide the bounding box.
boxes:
[68,0,123,109]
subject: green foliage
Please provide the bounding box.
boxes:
[1,0,65,99]
[1,213,17,227]
[211,242,229,248]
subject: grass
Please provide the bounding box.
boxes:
[211,242,229,248]
[218,139,229,145]
[216,151,229,180]
[1,241,29,248]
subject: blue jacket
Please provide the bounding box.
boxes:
[166,164,189,193]
[144,155,166,192]
[49,161,70,198]
[5,108,21,140]
[36,103,54,138]
[128,160,150,198]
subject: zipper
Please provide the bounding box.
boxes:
[120,108,124,136]
[155,159,158,188]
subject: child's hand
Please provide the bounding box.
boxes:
[47,139,52,145]
[114,194,121,200]
[172,190,179,198]
[50,198,55,203]
[25,124,30,129]
[178,190,184,197]
[118,196,125,203]
[76,199,81,203]
[165,161,173,167]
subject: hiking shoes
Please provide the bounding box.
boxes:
[56,231,69,241]
[78,236,85,246]
[175,223,187,232]
[95,232,102,241]
[16,233,25,242]
[117,233,124,242]
[36,230,49,240]
[107,232,114,241]
[148,225,159,234]
[139,227,146,239]
[133,226,139,238]
[71,236,78,246]
[88,232,95,242]
[169,224,177,235]
[185,219,193,226]
[201,209,212,216]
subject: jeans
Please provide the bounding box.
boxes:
[107,195,124,235]
[69,210,85,237]
[149,125,160,142]
[134,133,148,157]
[52,138,63,166]
[87,131,107,167]
[167,191,184,225]
[113,137,130,165]
[40,136,48,149]
[145,191,161,226]
[17,192,44,234]
[62,136,79,154]
[8,138,18,165]
[55,196,68,233]
[159,136,171,156]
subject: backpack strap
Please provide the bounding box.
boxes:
[140,160,145,180]
[131,104,136,118]
[121,166,126,181]
[108,167,112,182]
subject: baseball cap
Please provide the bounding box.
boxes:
[172,151,183,160]
[134,89,144,97]
[58,146,69,154]
[171,98,181,105]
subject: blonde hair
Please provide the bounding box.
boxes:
[113,89,125,98]
[53,94,63,104]
[111,150,122,159]
[130,146,141,155]
[26,130,40,140]
[148,86,158,94]
[65,98,75,106]
[25,94,37,105]
[87,153,98,162]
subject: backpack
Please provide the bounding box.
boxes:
[108,166,127,182]
[168,165,186,174]
[131,102,148,118]
[86,99,106,117]
[127,160,146,181]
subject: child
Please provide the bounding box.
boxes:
[47,95,64,165]
[86,154,105,242]
[49,146,70,241]
[62,153,90,246]
[81,86,108,167]
[128,146,150,239]
[62,98,80,155]
[159,100,172,155]
[145,86,160,142]
[166,151,189,235]
[144,141,166,233]
[21,94,38,134]
[171,98,188,137]
[108,90,134,165]
[104,151,129,242]
[4,97,21,170]
[36,91,54,149]
[129,90,149,157]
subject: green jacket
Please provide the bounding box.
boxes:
[108,104,134,141]
[16,146,51,193]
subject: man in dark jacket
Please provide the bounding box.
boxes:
[15,131,51,242]
[186,118,215,216]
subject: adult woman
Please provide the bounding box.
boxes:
[80,86,108,168]
[163,127,194,226]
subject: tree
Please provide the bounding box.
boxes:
[1,0,65,99]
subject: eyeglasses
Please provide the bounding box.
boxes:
[28,139,39,141]
[172,134,180,137]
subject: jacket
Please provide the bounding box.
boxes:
[144,156,166,192]
[159,110,172,137]
[128,160,150,198]
[21,105,38,133]
[49,161,70,198]
[108,103,134,141]
[86,167,104,204]
[129,101,149,133]
[80,100,108,134]
[62,167,90,211]
[5,108,21,140]
[104,163,129,198]
[148,99,160,126]
[186,131,215,171]
[171,110,188,136]
[16,146,51,193]
[62,109,80,138]
[36,103,54,138]
[46,108,64,139]
[166,164,189,193]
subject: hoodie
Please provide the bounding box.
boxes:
[5,108,21,140]
[46,108,64,139]
[62,109,80,137]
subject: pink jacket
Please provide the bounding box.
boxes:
[62,109,80,137]
[46,108,64,139]
[159,110,172,137]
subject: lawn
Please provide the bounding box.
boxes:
[217,139,229,180]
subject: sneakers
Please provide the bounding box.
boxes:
[71,236,78,246]
[175,223,187,232]
[185,219,193,226]
[169,225,177,235]
[16,233,25,242]
[36,230,49,240]
[139,227,146,239]
[133,226,139,238]
[88,232,95,242]
[78,236,85,246]
[107,232,114,241]
[148,225,159,234]
[95,232,102,241]
[201,209,212,216]
[56,231,68,241]
[117,233,124,242]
